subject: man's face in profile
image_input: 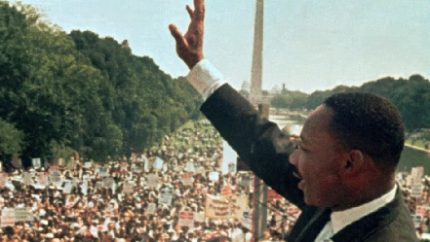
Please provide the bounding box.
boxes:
[289,105,348,208]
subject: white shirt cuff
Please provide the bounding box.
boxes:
[186,59,225,101]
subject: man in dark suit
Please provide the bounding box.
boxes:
[168,0,418,241]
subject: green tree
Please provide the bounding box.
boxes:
[272,74,430,131]
[0,2,200,164]
[0,118,24,158]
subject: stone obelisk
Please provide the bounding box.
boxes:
[250,0,264,105]
[250,1,268,241]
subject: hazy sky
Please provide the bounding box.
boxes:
[14,0,430,93]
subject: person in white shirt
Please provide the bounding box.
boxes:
[168,0,418,241]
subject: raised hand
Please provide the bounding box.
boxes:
[169,0,205,69]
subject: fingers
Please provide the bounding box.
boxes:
[168,24,187,49]
[193,0,205,20]
[169,0,204,69]
[186,5,194,19]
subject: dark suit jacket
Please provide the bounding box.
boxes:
[200,84,418,242]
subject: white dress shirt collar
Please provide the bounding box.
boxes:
[330,184,397,234]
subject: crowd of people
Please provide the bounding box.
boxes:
[397,168,430,240]
[0,120,288,241]
[0,119,429,241]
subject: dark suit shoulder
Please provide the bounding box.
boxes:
[332,189,418,242]
[363,200,418,242]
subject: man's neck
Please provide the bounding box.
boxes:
[332,178,395,211]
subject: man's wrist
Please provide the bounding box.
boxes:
[185,55,203,70]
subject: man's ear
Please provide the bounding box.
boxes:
[343,149,365,175]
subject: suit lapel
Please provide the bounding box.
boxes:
[289,207,331,242]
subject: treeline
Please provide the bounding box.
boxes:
[0,2,200,167]
[271,75,430,131]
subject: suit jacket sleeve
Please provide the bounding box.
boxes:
[201,83,305,208]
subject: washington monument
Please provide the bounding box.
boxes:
[250,0,264,105]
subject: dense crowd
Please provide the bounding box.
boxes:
[0,120,286,241]
[0,119,429,241]
[397,169,430,240]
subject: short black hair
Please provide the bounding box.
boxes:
[323,92,404,171]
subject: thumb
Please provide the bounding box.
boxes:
[169,24,187,50]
